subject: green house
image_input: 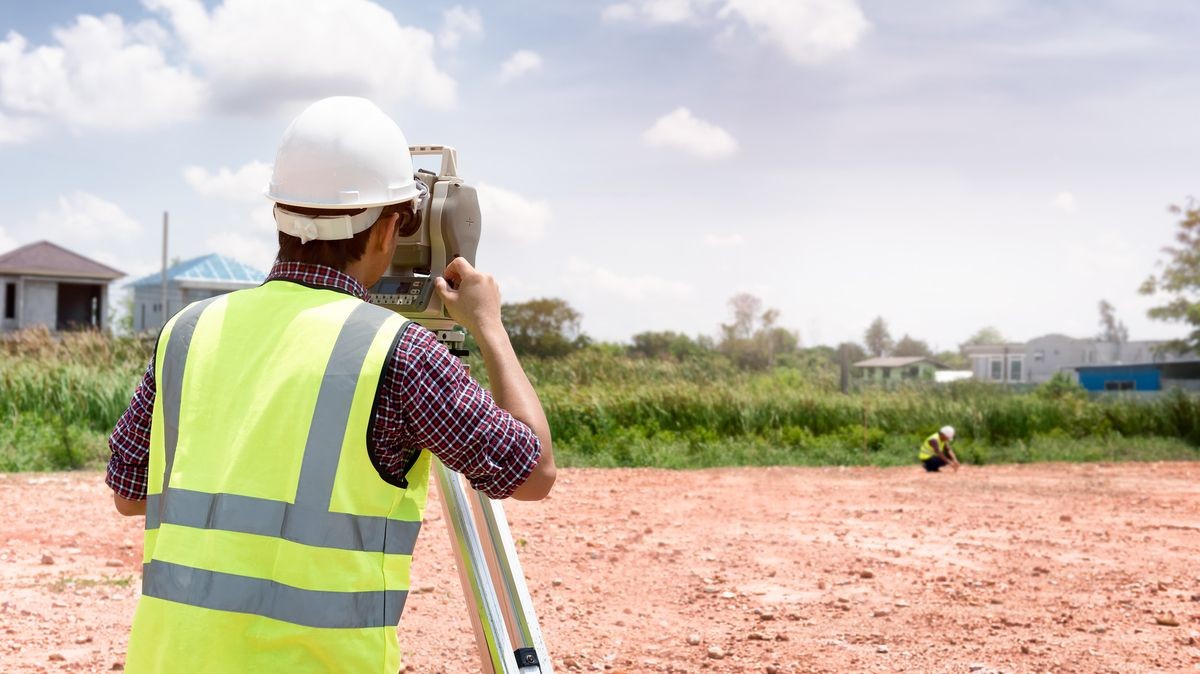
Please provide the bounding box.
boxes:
[853,356,946,383]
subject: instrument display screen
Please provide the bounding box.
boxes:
[375,277,427,295]
[370,275,435,311]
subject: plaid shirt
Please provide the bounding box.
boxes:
[106,261,540,501]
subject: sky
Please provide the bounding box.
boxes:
[0,0,1197,350]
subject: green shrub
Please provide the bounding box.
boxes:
[2,329,1198,472]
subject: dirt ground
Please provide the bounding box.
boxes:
[2,462,1199,674]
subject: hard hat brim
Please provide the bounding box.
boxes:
[265,182,424,210]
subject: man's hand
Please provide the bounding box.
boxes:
[434,258,501,337]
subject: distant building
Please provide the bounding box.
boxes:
[853,356,946,383]
[1076,361,1200,393]
[963,334,1188,384]
[130,254,266,332]
[0,240,124,333]
[961,341,1028,383]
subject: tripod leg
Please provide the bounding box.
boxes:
[433,458,520,673]
[469,492,554,673]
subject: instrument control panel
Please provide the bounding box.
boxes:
[371,276,434,312]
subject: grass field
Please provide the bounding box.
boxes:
[2,329,1198,471]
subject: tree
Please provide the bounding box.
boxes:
[628,331,704,360]
[501,297,585,358]
[934,350,968,370]
[1035,371,1086,400]
[1140,200,1200,354]
[863,316,893,357]
[1097,299,1129,361]
[893,334,932,358]
[718,293,799,370]
[1097,300,1128,344]
[106,287,135,336]
[722,293,762,341]
[835,341,868,365]
[961,326,1005,347]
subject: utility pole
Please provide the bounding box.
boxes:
[839,344,850,394]
[161,211,169,328]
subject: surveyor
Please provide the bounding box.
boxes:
[105,96,556,673]
[919,425,960,472]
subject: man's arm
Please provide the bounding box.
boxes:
[435,258,555,501]
[107,360,156,515]
[114,494,147,516]
[945,444,960,467]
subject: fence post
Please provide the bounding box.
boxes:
[862,397,869,458]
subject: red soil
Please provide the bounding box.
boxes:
[2,463,1199,673]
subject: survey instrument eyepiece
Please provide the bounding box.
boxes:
[370,145,481,330]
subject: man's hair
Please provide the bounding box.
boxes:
[275,202,417,270]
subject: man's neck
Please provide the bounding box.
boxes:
[341,262,374,290]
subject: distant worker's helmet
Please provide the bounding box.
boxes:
[266,96,423,242]
[940,425,955,440]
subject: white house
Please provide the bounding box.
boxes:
[963,334,1187,384]
[0,241,124,333]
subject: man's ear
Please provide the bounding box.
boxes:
[374,213,399,252]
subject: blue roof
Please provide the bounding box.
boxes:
[130,254,266,287]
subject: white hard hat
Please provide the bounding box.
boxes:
[940,425,955,439]
[267,96,423,242]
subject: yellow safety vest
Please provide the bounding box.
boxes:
[126,281,431,673]
[918,432,943,460]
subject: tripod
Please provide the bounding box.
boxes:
[428,327,554,673]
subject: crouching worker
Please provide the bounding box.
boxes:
[104,97,556,673]
[919,425,960,473]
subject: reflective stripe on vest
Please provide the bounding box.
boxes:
[127,283,429,674]
[919,432,941,460]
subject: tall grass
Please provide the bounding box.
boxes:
[1,330,1196,471]
[0,328,151,470]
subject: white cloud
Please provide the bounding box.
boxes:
[719,0,869,64]
[643,107,738,159]
[207,230,278,271]
[0,14,206,142]
[704,233,744,247]
[604,0,867,64]
[567,257,693,301]
[476,183,551,243]
[1053,191,1078,214]
[439,6,484,49]
[33,192,142,242]
[498,50,542,84]
[251,203,276,230]
[184,161,272,202]
[602,0,699,24]
[0,0,458,142]
[144,0,456,111]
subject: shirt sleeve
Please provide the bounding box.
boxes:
[105,359,156,501]
[372,323,541,500]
